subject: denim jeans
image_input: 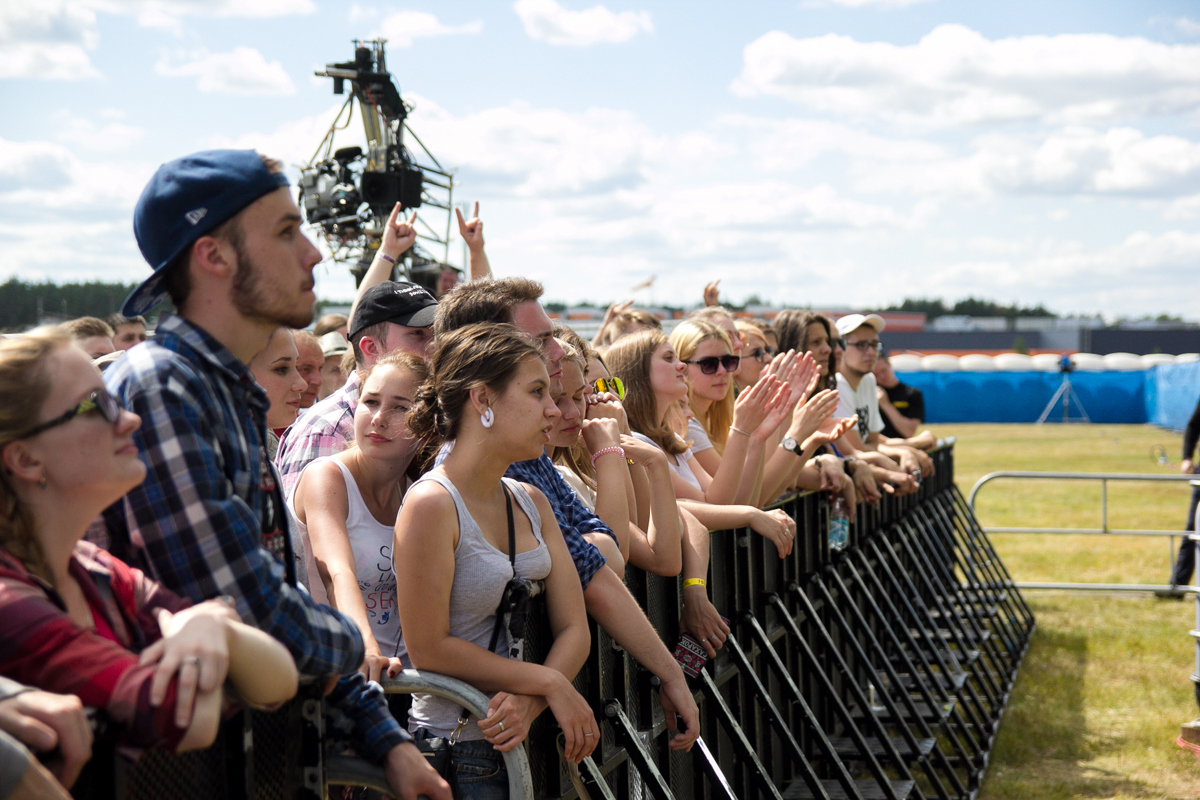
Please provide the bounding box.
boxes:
[412,728,508,800]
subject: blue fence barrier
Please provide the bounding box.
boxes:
[895,370,1147,424]
[1146,361,1200,432]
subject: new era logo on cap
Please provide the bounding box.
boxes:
[185,208,208,225]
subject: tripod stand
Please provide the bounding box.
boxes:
[1037,371,1091,424]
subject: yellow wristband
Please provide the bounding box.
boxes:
[682,578,707,589]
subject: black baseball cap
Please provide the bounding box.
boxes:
[349,281,438,339]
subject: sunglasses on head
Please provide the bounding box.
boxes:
[23,389,121,439]
[592,377,626,400]
[685,355,741,375]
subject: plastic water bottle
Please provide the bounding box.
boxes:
[829,496,850,551]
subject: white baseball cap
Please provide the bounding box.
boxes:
[835,313,886,336]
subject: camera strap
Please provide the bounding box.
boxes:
[449,482,517,744]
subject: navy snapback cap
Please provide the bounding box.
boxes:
[122,149,290,317]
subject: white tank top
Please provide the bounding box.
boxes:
[289,457,403,658]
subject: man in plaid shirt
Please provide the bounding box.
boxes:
[94,150,449,800]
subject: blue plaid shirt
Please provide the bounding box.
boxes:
[506,455,609,589]
[94,315,409,760]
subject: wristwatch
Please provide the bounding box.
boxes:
[782,437,800,456]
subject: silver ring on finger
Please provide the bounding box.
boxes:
[498,721,505,732]
[584,732,595,737]
[183,656,200,667]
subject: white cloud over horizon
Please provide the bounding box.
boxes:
[0,3,100,79]
[514,0,653,47]
[735,24,1200,128]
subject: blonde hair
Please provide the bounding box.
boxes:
[669,319,735,455]
[0,328,70,583]
[604,330,688,456]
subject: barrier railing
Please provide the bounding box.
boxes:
[967,470,1199,592]
[106,443,1033,800]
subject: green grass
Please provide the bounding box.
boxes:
[924,424,1200,799]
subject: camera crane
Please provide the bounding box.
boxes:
[301,40,456,287]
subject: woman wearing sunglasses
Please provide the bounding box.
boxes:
[670,320,801,506]
[0,329,298,786]
[605,330,799,559]
[733,320,776,392]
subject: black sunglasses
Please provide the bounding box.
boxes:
[23,389,121,439]
[685,355,741,375]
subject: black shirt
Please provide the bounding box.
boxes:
[881,381,925,439]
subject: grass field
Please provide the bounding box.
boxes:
[924,424,1199,799]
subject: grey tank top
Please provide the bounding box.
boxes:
[405,472,552,740]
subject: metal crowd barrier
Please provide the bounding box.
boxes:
[101,442,1033,800]
[967,470,1200,593]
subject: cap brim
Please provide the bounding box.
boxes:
[397,303,438,329]
[122,271,168,318]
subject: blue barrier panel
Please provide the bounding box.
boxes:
[1147,361,1200,431]
[895,370,1147,423]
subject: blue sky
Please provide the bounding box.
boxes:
[3,0,1200,319]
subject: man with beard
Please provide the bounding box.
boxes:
[94,151,449,800]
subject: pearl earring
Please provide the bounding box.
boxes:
[481,408,494,428]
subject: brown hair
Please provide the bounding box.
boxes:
[106,313,147,330]
[433,277,543,338]
[407,323,542,447]
[0,328,70,583]
[552,323,596,368]
[61,316,115,341]
[774,310,837,391]
[604,329,688,456]
[291,329,321,358]
[348,321,389,368]
[163,153,283,310]
[314,313,348,337]
[669,319,734,455]
[593,307,662,350]
[357,351,432,481]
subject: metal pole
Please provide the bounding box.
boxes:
[1101,478,1107,533]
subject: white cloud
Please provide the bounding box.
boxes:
[0,2,99,79]
[1176,17,1200,37]
[88,0,314,30]
[53,111,145,151]
[734,24,1200,128]
[859,127,1200,199]
[206,103,367,170]
[514,0,652,47]
[156,47,296,95]
[377,11,483,48]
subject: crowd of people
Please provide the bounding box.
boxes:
[0,149,936,800]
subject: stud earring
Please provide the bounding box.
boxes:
[481,408,494,428]
[38,477,46,489]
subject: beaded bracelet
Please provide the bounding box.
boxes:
[591,446,625,468]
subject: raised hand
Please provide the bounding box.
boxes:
[790,389,839,445]
[454,201,485,252]
[381,204,418,260]
[703,280,721,307]
[803,415,856,452]
[730,374,782,434]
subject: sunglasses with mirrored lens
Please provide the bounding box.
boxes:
[592,377,627,400]
[685,355,741,375]
[23,389,120,439]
